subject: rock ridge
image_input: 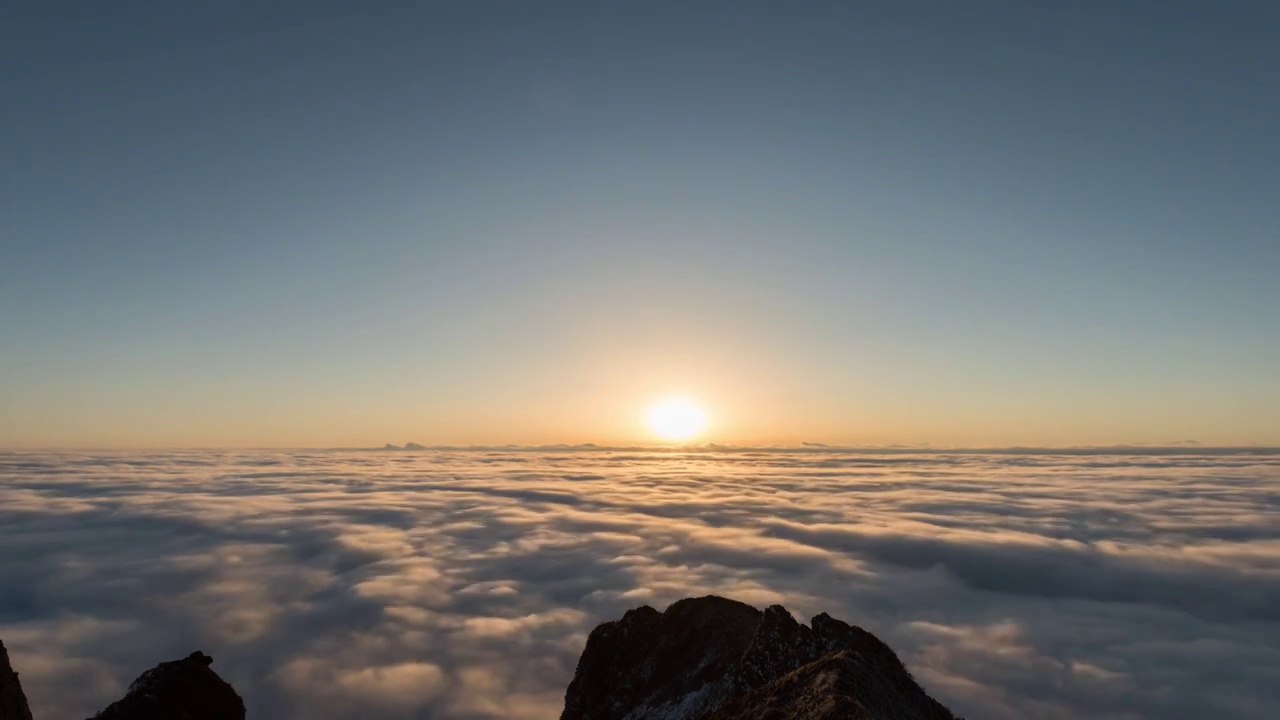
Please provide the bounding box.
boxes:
[560,595,960,720]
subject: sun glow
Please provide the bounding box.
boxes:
[646,396,708,442]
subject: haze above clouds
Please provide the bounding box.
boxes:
[2,449,1278,719]
[5,3,1279,450]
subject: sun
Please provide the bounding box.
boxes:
[646,396,708,442]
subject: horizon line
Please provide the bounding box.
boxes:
[3,443,1279,456]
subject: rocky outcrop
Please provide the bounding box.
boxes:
[561,596,959,720]
[0,640,33,720]
[88,651,244,720]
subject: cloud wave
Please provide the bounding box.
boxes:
[1,449,1277,719]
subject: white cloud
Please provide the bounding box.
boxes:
[0,448,1277,719]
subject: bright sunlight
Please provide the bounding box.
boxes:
[646,396,708,442]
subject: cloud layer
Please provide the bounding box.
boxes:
[1,449,1278,719]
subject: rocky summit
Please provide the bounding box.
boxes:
[561,596,960,720]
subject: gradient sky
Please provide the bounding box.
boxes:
[3,1,1277,448]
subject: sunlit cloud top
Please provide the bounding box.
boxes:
[2,448,1278,718]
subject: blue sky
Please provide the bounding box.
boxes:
[2,1,1277,447]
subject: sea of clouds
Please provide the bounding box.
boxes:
[1,448,1278,719]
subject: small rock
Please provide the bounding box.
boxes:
[88,650,245,720]
[0,639,34,720]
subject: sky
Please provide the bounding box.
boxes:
[3,1,1278,448]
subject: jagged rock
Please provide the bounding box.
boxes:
[561,596,762,720]
[88,651,244,720]
[0,640,34,720]
[736,606,918,695]
[735,604,814,691]
[704,649,956,720]
[560,596,960,720]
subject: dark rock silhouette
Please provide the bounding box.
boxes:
[562,596,763,719]
[704,649,954,720]
[88,651,244,720]
[561,596,959,720]
[0,640,33,720]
